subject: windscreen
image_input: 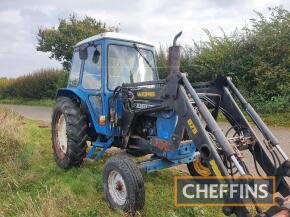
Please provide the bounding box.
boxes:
[108,44,157,90]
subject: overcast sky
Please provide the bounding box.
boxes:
[0,0,289,78]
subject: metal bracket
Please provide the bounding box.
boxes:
[138,147,199,173]
[86,137,113,161]
[138,158,176,173]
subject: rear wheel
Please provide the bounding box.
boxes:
[51,97,88,169]
[103,155,145,213]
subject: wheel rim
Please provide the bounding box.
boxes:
[56,114,68,157]
[108,170,127,206]
[193,157,211,176]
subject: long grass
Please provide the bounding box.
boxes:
[0,107,25,162]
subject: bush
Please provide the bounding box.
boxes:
[249,95,290,113]
[156,7,290,113]
[0,69,68,99]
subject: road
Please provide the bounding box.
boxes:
[1,104,290,176]
[1,104,52,122]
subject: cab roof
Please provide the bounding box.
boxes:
[75,32,154,47]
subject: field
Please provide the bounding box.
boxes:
[0,8,289,215]
[0,108,224,217]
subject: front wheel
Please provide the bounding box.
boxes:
[103,155,145,213]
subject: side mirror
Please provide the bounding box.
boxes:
[79,47,88,60]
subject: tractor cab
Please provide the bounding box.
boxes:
[59,32,158,136]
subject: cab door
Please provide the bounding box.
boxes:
[80,44,107,134]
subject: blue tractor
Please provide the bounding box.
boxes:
[51,32,290,216]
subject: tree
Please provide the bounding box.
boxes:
[37,14,118,70]
[156,45,168,78]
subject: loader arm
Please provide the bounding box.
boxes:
[115,32,290,216]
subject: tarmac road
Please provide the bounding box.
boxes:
[1,104,52,122]
[1,104,290,176]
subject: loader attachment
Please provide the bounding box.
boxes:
[174,33,290,216]
[169,32,290,216]
[116,32,290,216]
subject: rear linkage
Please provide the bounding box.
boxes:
[115,32,290,216]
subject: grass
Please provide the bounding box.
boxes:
[217,112,290,128]
[0,98,54,107]
[259,112,290,128]
[0,108,25,161]
[0,108,224,217]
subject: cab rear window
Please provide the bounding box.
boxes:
[69,51,82,86]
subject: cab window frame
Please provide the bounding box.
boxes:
[81,44,102,90]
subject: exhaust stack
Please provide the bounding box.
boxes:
[168,31,182,77]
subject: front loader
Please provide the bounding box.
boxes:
[51,31,290,216]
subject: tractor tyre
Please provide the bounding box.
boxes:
[51,97,88,169]
[187,156,212,176]
[103,155,145,213]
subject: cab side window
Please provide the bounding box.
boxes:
[82,45,102,90]
[69,50,82,86]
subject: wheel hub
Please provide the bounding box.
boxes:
[56,114,68,156]
[108,170,127,206]
[194,157,211,176]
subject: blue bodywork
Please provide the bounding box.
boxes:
[156,112,177,140]
[57,36,198,172]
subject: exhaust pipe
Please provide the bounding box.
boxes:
[168,31,182,77]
